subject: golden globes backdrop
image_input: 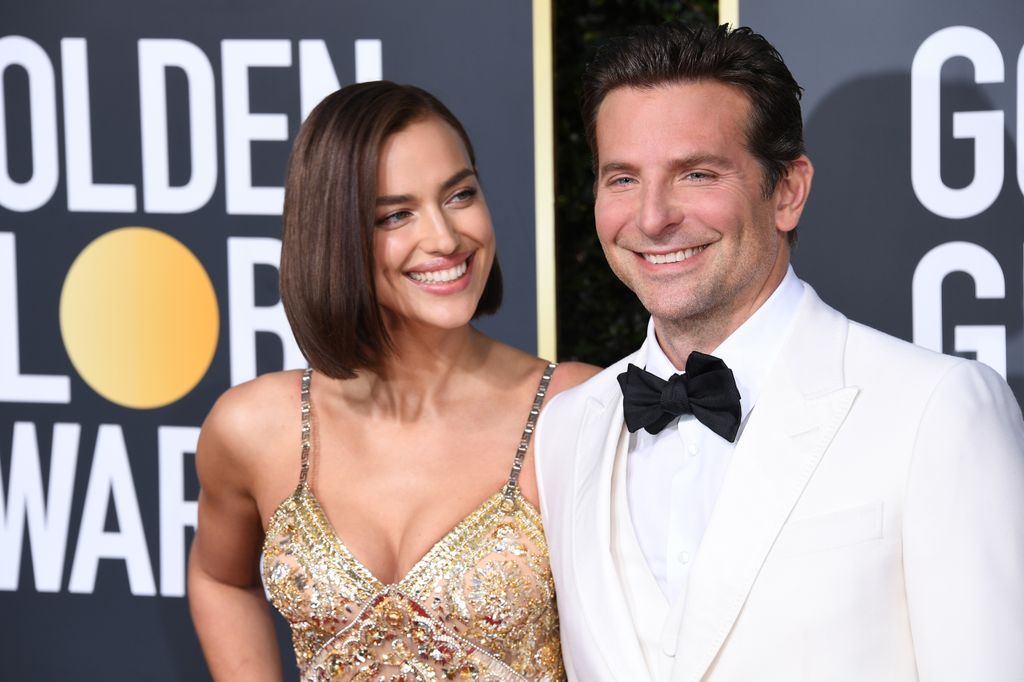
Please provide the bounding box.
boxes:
[735,0,1024,404]
[0,1,550,678]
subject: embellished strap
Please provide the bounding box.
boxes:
[299,367,313,485]
[501,362,557,508]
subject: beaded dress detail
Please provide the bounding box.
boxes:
[261,365,565,682]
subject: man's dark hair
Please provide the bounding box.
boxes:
[280,81,502,379]
[581,23,805,210]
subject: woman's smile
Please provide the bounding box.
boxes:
[405,251,474,291]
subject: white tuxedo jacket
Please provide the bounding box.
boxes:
[536,284,1024,682]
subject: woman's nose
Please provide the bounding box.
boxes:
[420,208,459,254]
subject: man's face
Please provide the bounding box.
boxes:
[594,81,800,336]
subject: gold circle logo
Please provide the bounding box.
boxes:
[60,227,219,409]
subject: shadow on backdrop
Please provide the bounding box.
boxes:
[795,71,1022,401]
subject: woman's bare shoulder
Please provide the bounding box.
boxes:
[198,370,305,475]
[547,360,601,399]
[205,370,302,432]
[474,337,600,402]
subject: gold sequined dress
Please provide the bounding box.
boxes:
[261,366,565,681]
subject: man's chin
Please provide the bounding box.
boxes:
[642,302,703,326]
[634,284,695,312]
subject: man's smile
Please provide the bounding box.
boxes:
[640,244,707,265]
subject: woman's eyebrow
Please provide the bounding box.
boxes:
[376,168,476,206]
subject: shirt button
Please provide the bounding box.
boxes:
[687,443,698,457]
[678,551,691,565]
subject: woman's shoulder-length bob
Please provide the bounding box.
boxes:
[280,81,503,379]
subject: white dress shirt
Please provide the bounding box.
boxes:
[626,267,805,604]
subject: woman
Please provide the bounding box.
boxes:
[187,81,597,681]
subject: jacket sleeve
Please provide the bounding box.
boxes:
[902,360,1024,681]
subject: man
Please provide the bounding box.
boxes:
[535,23,1024,682]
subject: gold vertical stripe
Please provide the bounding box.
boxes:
[719,0,740,26]
[532,0,557,360]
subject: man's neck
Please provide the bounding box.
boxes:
[653,267,792,369]
[653,313,738,370]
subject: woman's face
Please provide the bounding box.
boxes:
[372,116,495,332]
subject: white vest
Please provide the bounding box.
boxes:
[610,431,687,681]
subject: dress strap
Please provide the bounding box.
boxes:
[299,367,313,486]
[501,362,557,508]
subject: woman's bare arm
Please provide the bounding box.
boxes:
[188,388,284,682]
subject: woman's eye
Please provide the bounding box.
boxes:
[449,187,478,204]
[376,210,412,227]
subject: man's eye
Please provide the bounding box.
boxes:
[687,171,712,181]
[610,176,636,186]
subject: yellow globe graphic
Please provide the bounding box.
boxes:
[60,227,219,409]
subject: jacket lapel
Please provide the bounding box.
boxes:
[670,287,859,682]
[570,352,651,680]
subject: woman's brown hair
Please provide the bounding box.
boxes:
[280,81,503,379]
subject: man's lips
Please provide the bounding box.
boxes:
[640,244,707,264]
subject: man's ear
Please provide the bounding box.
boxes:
[775,155,813,235]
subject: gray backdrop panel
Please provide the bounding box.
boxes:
[0,1,538,679]
[740,0,1024,404]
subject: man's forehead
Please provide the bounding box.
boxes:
[597,80,751,118]
[595,81,752,149]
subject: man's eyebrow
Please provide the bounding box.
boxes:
[669,153,733,170]
[376,168,476,206]
[598,155,733,178]
[598,161,638,177]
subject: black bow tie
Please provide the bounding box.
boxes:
[617,351,742,442]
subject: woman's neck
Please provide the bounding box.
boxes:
[339,322,490,421]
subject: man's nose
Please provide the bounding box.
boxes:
[636,183,683,238]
